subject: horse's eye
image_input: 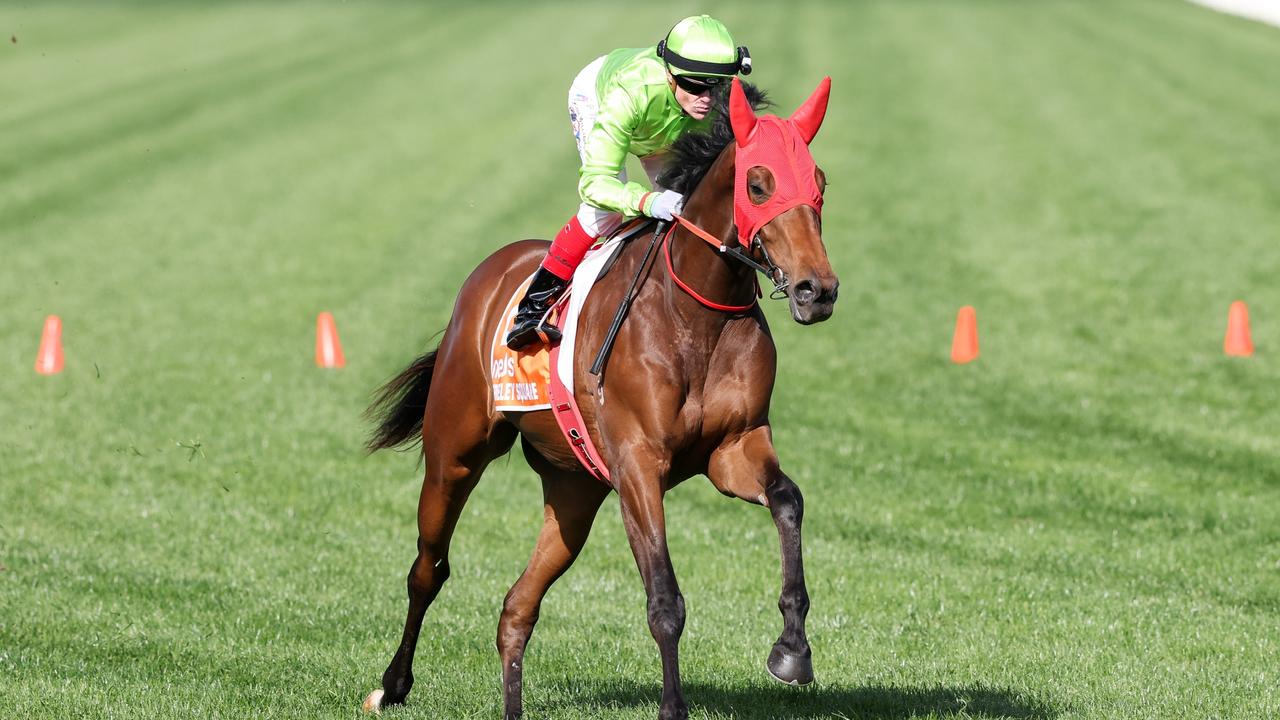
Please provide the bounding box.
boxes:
[749,183,764,194]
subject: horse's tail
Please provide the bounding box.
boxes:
[365,346,439,453]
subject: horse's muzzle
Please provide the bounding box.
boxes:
[789,277,839,324]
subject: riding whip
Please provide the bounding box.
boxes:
[589,220,668,377]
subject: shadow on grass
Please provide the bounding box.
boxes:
[542,679,1059,719]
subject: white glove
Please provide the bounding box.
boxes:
[646,190,684,221]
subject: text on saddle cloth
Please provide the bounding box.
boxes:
[490,274,555,411]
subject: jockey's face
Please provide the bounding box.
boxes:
[669,72,715,120]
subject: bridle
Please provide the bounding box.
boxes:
[750,232,791,300]
[664,215,790,313]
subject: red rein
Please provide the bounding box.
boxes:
[663,216,760,313]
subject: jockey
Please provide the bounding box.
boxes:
[505,15,752,350]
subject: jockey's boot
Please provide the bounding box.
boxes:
[505,267,569,350]
[505,215,598,350]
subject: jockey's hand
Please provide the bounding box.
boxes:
[647,190,685,221]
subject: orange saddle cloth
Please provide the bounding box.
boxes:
[489,274,556,411]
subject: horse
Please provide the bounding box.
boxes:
[361,77,838,720]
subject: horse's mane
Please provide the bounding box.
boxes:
[657,82,771,196]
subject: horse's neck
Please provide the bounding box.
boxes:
[662,158,757,326]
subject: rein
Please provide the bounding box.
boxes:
[663,214,791,312]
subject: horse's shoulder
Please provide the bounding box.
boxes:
[723,311,775,352]
[708,312,777,382]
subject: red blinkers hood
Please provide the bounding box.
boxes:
[729,76,831,248]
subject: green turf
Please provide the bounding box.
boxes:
[2,1,1279,718]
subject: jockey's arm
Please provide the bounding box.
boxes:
[578,86,658,219]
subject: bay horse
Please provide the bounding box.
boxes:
[362,77,838,720]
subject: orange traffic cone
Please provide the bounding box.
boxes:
[315,312,346,368]
[1224,301,1254,357]
[35,315,64,375]
[950,306,979,364]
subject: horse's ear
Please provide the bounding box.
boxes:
[790,76,831,144]
[729,78,758,144]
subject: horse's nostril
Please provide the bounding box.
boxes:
[793,280,818,304]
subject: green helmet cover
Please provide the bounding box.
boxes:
[662,15,740,78]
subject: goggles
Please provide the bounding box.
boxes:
[672,74,724,95]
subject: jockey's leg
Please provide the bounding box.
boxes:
[505,204,622,351]
[504,54,623,352]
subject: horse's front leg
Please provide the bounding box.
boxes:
[707,426,814,686]
[616,452,688,720]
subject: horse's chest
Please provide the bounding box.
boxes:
[674,394,706,442]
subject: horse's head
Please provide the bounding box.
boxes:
[730,77,838,324]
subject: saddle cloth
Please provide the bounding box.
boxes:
[490,274,555,412]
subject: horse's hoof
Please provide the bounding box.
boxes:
[766,646,814,686]
[658,703,689,720]
[362,689,385,714]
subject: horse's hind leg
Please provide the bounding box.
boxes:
[707,426,814,686]
[498,446,610,719]
[363,418,516,712]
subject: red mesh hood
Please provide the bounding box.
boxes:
[729,77,831,248]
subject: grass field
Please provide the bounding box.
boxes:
[3,1,1280,718]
